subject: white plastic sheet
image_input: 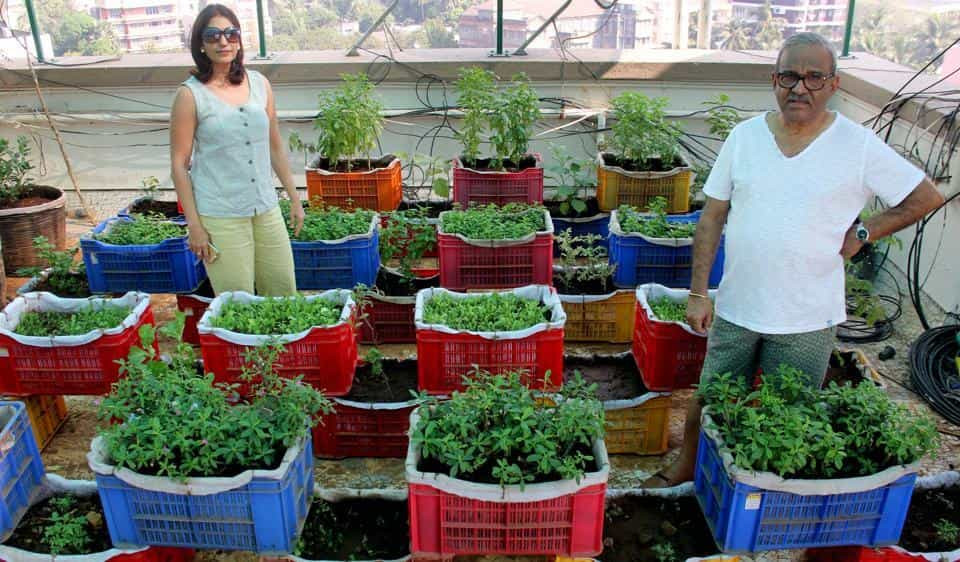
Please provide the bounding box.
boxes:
[437,208,554,248]
[635,284,716,337]
[0,292,150,348]
[414,285,566,339]
[293,212,378,245]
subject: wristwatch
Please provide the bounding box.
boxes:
[855,223,870,243]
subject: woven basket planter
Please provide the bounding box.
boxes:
[0,186,66,272]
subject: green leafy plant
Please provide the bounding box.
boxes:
[210,295,344,335]
[554,231,615,293]
[423,292,551,332]
[42,496,93,556]
[617,198,696,238]
[362,347,392,398]
[411,370,604,487]
[608,92,682,170]
[934,518,960,545]
[441,203,545,240]
[15,305,132,336]
[396,151,452,197]
[16,236,88,297]
[488,73,540,168]
[454,67,497,166]
[649,297,686,322]
[704,93,742,141]
[380,206,436,280]
[546,144,595,216]
[651,542,678,562]
[279,199,375,242]
[290,72,384,171]
[95,214,186,245]
[698,366,940,479]
[0,135,34,204]
[139,175,161,200]
[98,321,333,480]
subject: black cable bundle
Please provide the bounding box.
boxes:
[909,325,960,425]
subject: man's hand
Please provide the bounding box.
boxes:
[686,295,713,335]
[840,224,864,260]
[288,199,305,238]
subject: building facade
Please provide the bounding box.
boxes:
[92,0,183,52]
[730,0,847,42]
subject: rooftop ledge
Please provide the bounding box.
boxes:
[0,48,943,118]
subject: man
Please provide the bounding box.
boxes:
[646,32,945,487]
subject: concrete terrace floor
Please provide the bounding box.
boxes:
[5,210,959,562]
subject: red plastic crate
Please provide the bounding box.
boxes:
[416,329,564,394]
[452,155,544,206]
[358,294,416,344]
[314,399,417,458]
[176,283,213,346]
[806,547,930,562]
[0,545,195,561]
[437,210,554,291]
[0,298,156,396]
[632,288,709,391]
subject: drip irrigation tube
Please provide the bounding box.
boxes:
[909,325,960,426]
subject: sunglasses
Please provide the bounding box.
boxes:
[202,26,241,44]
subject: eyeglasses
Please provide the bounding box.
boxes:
[202,26,241,44]
[775,71,835,91]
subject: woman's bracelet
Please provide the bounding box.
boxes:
[688,292,710,299]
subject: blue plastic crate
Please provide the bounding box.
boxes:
[95,437,314,553]
[0,401,46,542]
[609,210,724,288]
[292,225,380,290]
[81,217,206,294]
[694,425,917,553]
[552,213,610,255]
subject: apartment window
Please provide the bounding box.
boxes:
[146,6,160,15]
[110,9,121,18]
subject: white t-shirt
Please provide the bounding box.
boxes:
[703,112,925,334]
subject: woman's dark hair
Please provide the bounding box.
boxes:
[189,4,244,84]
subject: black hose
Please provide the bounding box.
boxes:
[908,325,960,425]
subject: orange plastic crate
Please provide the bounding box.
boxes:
[559,290,635,343]
[23,394,68,451]
[604,393,671,455]
[596,153,692,213]
[305,157,402,211]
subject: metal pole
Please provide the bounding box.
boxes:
[513,0,572,56]
[346,0,399,56]
[696,0,712,49]
[841,0,855,57]
[495,0,504,55]
[24,0,45,62]
[255,0,267,58]
[673,0,684,49]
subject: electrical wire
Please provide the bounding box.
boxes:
[909,325,960,426]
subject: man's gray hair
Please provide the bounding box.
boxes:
[776,32,838,73]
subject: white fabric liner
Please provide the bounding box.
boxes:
[874,546,960,562]
[559,289,633,304]
[305,155,400,176]
[332,396,420,410]
[366,291,415,305]
[292,212,378,245]
[603,391,670,411]
[280,555,410,562]
[595,151,693,178]
[437,209,554,248]
[380,265,438,283]
[196,290,355,346]
[414,285,567,339]
[0,474,154,562]
[635,284,717,337]
[701,410,920,495]
[0,292,150,348]
[916,470,959,490]
[609,209,695,247]
[550,212,609,225]
[405,407,610,503]
[453,153,542,174]
[87,435,307,496]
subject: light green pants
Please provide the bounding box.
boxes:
[700,315,836,388]
[199,206,296,296]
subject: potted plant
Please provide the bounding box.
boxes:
[0,291,154,395]
[0,476,195,561]
[81,213,206,294]
[0,136,66,272]
[293,73,401,212]
[598,93,692,213]
[16,236,90,297]
[437,203,554,290]
[451,68,543,206]
[117,176,183,220]
[88,323,332,553]
[414,285,565,394]
[633,283,716,391]
[197,290,358,396]
[280,199,380,290]
[609,197,724,288]
[546,145,608,252]
[695,366,940,552]
[554,231,634,344]
[406,370,608,558]
[688,94,743,210]
[0,401,46,541]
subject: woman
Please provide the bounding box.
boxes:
[170,3,304,296]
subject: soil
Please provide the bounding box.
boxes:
[417,441,598,485]
[295,498,408,561]
[310,154,397,173]
[899,485,960,552]
[600,495,718,562]
[31,272,91,298]
[545,197,602,219]
[346,358,419,403]
[601,153,684,174]
[374,266,438,297]
[565,355,647,401]
[822,350,874,388]
[397,199,451,217]
[460,155,538,173]
[129,199,181,218]
[3,494,112,555]
[553,273,616,295]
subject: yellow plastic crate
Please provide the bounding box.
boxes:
[604,393,671,455]
[596,154,693,213]
[18,394,68,451]
[560,290,636,343]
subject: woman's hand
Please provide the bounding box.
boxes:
[288,198,305,237]
[188,223,212,263]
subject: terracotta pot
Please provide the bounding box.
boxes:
[0,186,66,272]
